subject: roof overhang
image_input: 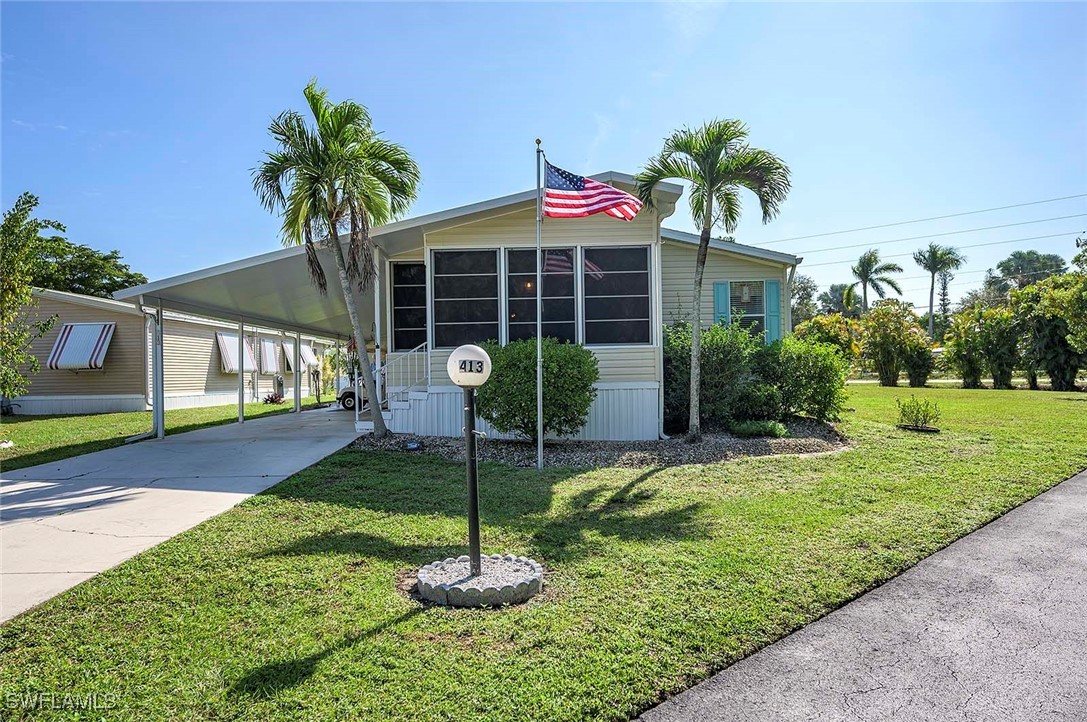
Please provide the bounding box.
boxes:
[115,172,684,338]
[660,227,803,267]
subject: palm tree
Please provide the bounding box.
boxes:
[912,243,965,337]
[254,81,420,437]
[635,120,790,442]
[818,283,861,317]
[850,249,903,313]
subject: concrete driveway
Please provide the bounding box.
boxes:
[0,407,360,623]
[638,469,1087,721]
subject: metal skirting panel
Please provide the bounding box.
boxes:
[10,394,148,415]
[389,384,660,441]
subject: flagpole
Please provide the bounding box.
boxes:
[535,139,544,471]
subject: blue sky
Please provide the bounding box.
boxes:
[3,2,1085,311]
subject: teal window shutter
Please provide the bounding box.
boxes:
[765,280,782,341]
[713,282,731,325]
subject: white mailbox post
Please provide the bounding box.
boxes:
[446,345,492,576]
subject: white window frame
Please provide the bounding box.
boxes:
[730,280,767,333]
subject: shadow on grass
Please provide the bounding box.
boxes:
[264,462,709,565]
[230,607,423,698]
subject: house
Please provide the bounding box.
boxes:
[114,172,801,440]
[10,288,331,415]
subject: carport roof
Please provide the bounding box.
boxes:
[113,172,685,338]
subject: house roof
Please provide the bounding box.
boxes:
[659,227,802,267]
[35,287,146,316]
[114,172,686,338]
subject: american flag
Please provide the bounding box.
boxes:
[543,162,642,221]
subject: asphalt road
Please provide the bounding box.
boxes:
[639,469,1087,722]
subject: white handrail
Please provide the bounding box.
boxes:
[381,341,428,405]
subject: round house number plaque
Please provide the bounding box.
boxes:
[446,344,492,388]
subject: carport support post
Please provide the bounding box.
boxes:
[153,303,165,439]
[334,338,341,394]
[237,321,245,423]
[293,332,302,413]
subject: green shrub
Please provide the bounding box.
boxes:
[662,321,760,432]
[896,396,941,428]
[943,309,985,389]
[901,328,935,388]
[1013,282,1086,391]
[793,313,863,362]
[727,419,788,438]
[754,337,849,421]
[731,382,783,421]
[862,300,922,387]
[475,338,599,439]
[977,306,1018,390]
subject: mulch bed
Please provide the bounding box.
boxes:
[351,417,847,469]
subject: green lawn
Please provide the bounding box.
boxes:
[0,397,319,471]
[2,386,1086,721]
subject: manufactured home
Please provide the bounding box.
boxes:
[10,288,331,415]
[115,173,801,440]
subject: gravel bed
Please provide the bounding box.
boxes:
[352,418,847,469]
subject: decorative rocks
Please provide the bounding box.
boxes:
[416,554,544,607]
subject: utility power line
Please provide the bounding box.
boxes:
[791,215,1086,257]
[760,193,1087,245]
[800,231,1078,268]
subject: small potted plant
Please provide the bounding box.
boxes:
[895,396,941,433]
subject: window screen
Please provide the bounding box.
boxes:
[730,281,765,333]
[506,248,576,343]
[583,247,651,345]
[432,250,499,348]
[391,263,427,351]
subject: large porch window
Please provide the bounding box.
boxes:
[506,248,576,343]
[432,250,499,348]
[583,246,651,345]
[391,263,427,351]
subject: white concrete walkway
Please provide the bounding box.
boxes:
[0,407,360,623]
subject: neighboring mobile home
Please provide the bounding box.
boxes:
[115,172,801,440]
[10,288,331,415]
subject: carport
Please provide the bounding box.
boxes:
[114,219,429,435]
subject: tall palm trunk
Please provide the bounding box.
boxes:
[688,220,712,442]
[861,282,869,314]
[329,230,388,437]
[927,271,936,337]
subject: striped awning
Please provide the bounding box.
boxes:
[47,323,117,370]
[259,338,280,375]
[215,332,258,373]
[283,341,320,370]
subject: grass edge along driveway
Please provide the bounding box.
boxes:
[0,397,321,472]
[1,386,1086,721]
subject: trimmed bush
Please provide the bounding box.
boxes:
[754,337,849,421]
[727,419,788,438]
[901,328,935,388]
[663,321,760,432]
[977,307,1018,390]
[731,382,782,421]
[476,338,599,439]
[943,309,985,389]
[862,300,922,387]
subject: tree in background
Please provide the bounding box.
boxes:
[1,193,61,401]
[937,270,954,320]
[636,119,790,442]
[818,283,861,317]
[793,313,863,363]
[862,299,921,386]
[790,274,818,329]
[995,250,1067,290]
[943,308,986,389]
[1012,279,1086,391]
[1074,234,1086,272]
[957,271,1010,312]
[850,249,903,313]
[31,237,147,297]
[254,81,420,437]
[976,306,1019,390]
[912,243,965,338]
